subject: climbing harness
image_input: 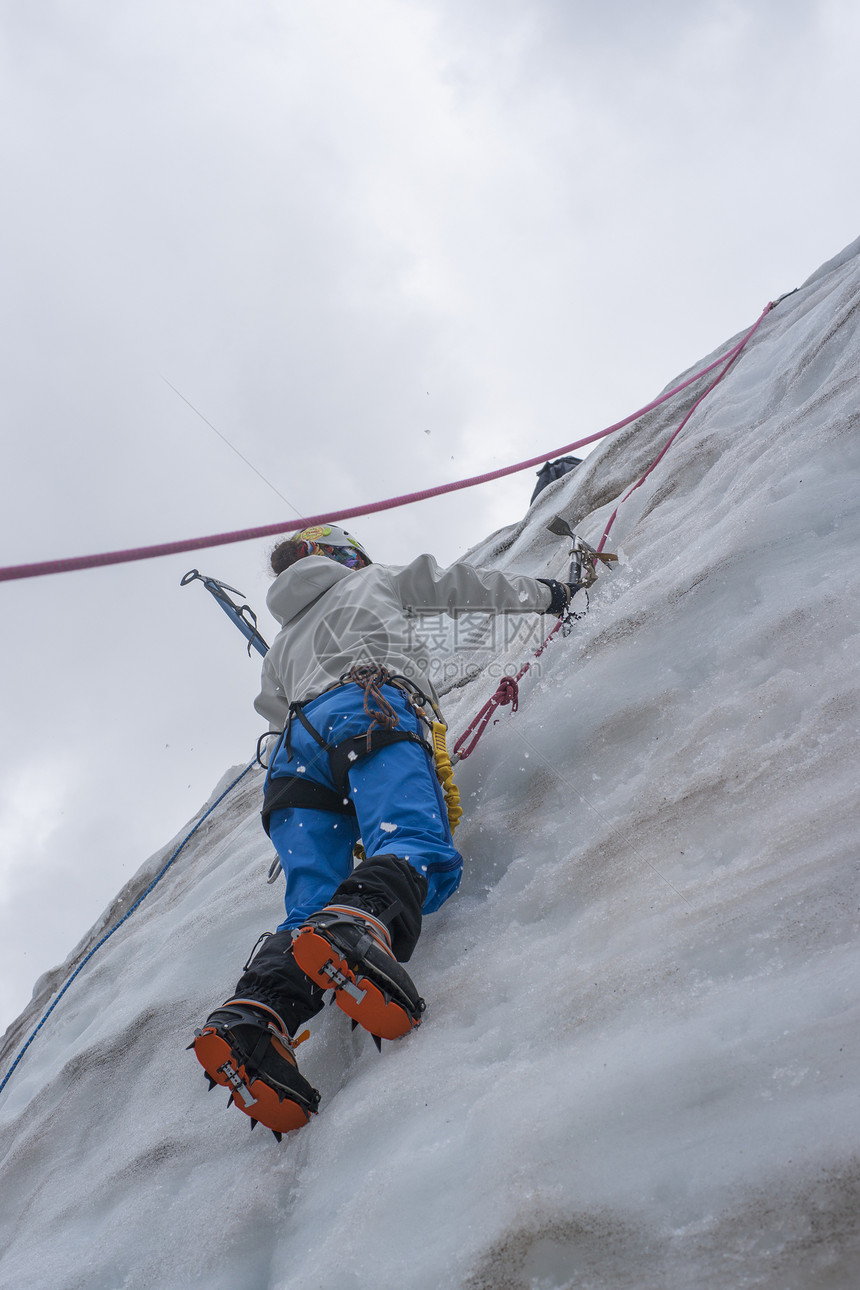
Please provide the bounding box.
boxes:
[262,665,462,843]
[261,668,462,885]
[284,671,433,796]
[180,569,269,658]
[0,760,258,1098]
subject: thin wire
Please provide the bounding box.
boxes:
[512,726,694,908]
[162,377,303,517]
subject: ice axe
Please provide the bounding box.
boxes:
[546,516,617,589]
[181,569,270,658]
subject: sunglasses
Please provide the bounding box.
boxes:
[304,541,368,570]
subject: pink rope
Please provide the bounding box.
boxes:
[453,302,773,760]
[0,313,770,585]
[595,301,774,554]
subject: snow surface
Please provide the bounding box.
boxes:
[1,241,859,1289]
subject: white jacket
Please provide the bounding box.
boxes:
[254,553,553,730]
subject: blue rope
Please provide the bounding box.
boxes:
[0,759,257,1099]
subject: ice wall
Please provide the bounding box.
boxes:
[1,240,859,1290]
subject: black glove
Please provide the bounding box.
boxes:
[537,578,580,618]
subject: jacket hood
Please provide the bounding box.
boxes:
[265,556,358,627]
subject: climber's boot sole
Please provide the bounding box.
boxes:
[292,906,425,1042]
[191,1002,319,1137]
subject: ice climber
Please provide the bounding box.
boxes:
[192,523,583,1137]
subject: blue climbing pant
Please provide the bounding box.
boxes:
[265,684,463,930]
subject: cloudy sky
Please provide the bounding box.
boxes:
[1,0,857,1037]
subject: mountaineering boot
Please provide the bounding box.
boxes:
[291,904,425,1042]
[230,927,326,1036]
[191,999,320,1138]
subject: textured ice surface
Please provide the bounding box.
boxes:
[1,240,859,1289]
